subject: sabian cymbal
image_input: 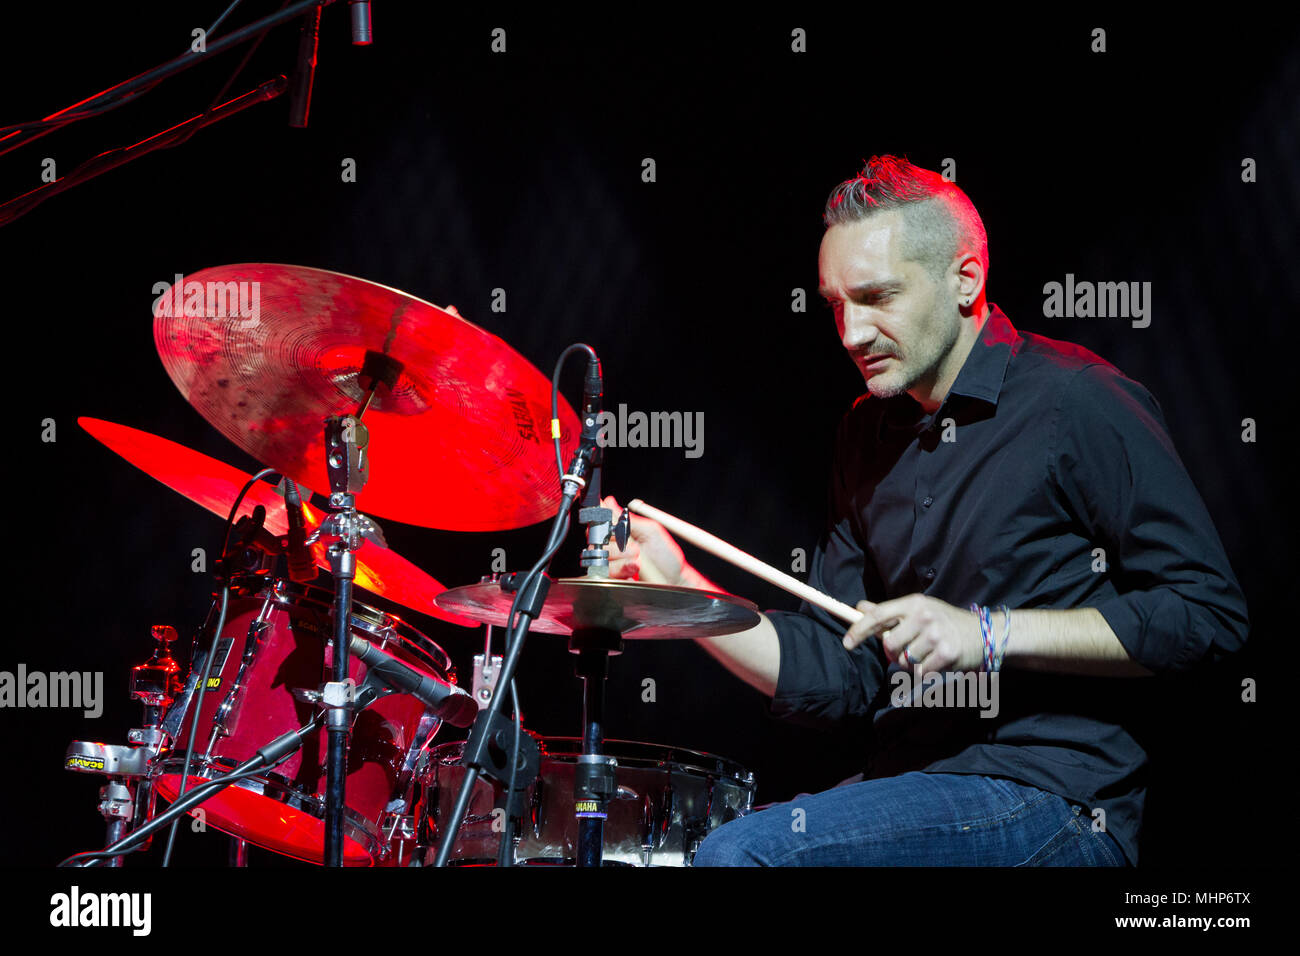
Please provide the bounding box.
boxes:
[434,577,761,640]
[79,417,476,627]
[152,264,579,531]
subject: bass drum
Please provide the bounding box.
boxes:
[419,737,756,866]
[154,580,453,866]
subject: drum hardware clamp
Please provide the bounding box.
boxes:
[64,623,183,866]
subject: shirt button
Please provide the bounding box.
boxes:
[926,568,937,579]
[922,496,934,508]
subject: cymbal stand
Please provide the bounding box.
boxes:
[569,622,623,867]
[312,349,399,867]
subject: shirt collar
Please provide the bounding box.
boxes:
[877,304,1019,435]
[946,302,1018,405]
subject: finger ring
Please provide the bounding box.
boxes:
[900,646,911,665]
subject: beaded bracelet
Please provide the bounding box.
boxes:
[971,603,995,671]
[993,605,1012,671]
[970,603,1012,672]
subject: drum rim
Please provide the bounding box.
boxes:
[264,578,455,678]
[429,736,756,783]
[153,755,384,863]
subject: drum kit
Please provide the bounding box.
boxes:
[61,263,760,868]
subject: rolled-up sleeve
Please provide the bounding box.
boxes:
[767,411,886,727]
[1051,363,1249,673]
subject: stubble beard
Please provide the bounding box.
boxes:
[864,366,908,399]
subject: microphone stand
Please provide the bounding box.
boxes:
[0,0,341,225]
[431,422,601,867]
[569,439,624,867]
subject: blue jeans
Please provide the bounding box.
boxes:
[693,772,1127,866]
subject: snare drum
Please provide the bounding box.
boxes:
[420,737,756,866]
[154,580,454,865]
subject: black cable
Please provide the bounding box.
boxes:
[62,762,272,867]
[551,343,598,480]
[158,588,227,867]
[59,740,302,867]
[0,1,250,145]
[495,678,522,866]
[487,343,594,865]
[434,494,574,868]
[160,466,278,866]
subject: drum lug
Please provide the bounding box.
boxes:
[242,619,271,664]
[392,712,440,803]
[639,792,659,860]
[529,775,545,839]
[683,818,711,862]
[212,617,271,738]
[656,781,675,851]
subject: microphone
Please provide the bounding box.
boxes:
[282,480,317,584]
[580,354,603,501]
[350,2,373,45]
[559,348,604,502]
[581,355,603,434]
[575,351,612,568]
[348,636,478,727]
[288,6,322,127]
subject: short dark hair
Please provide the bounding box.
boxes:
[824,155,988,280]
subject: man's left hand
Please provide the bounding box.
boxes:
[843,594,987,672]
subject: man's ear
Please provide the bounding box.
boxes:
[953,251,986,306]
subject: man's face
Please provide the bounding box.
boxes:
[818,211,960,401]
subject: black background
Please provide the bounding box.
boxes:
[0,4,1292,874]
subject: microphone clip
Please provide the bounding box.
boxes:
[460,708,542,816]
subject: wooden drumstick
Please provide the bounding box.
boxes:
[627,499,865,626]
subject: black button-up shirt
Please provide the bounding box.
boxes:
[766,304,1249,864]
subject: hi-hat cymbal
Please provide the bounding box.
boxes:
[79,417,477,627]
[152,264,579,531]
[434,577,761,639]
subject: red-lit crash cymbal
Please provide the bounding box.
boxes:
[152,264,579,532]
[79,417,476,627]
[435,577,761,640]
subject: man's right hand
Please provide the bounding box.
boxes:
[603,496,692,587]
[603,495,781,697]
